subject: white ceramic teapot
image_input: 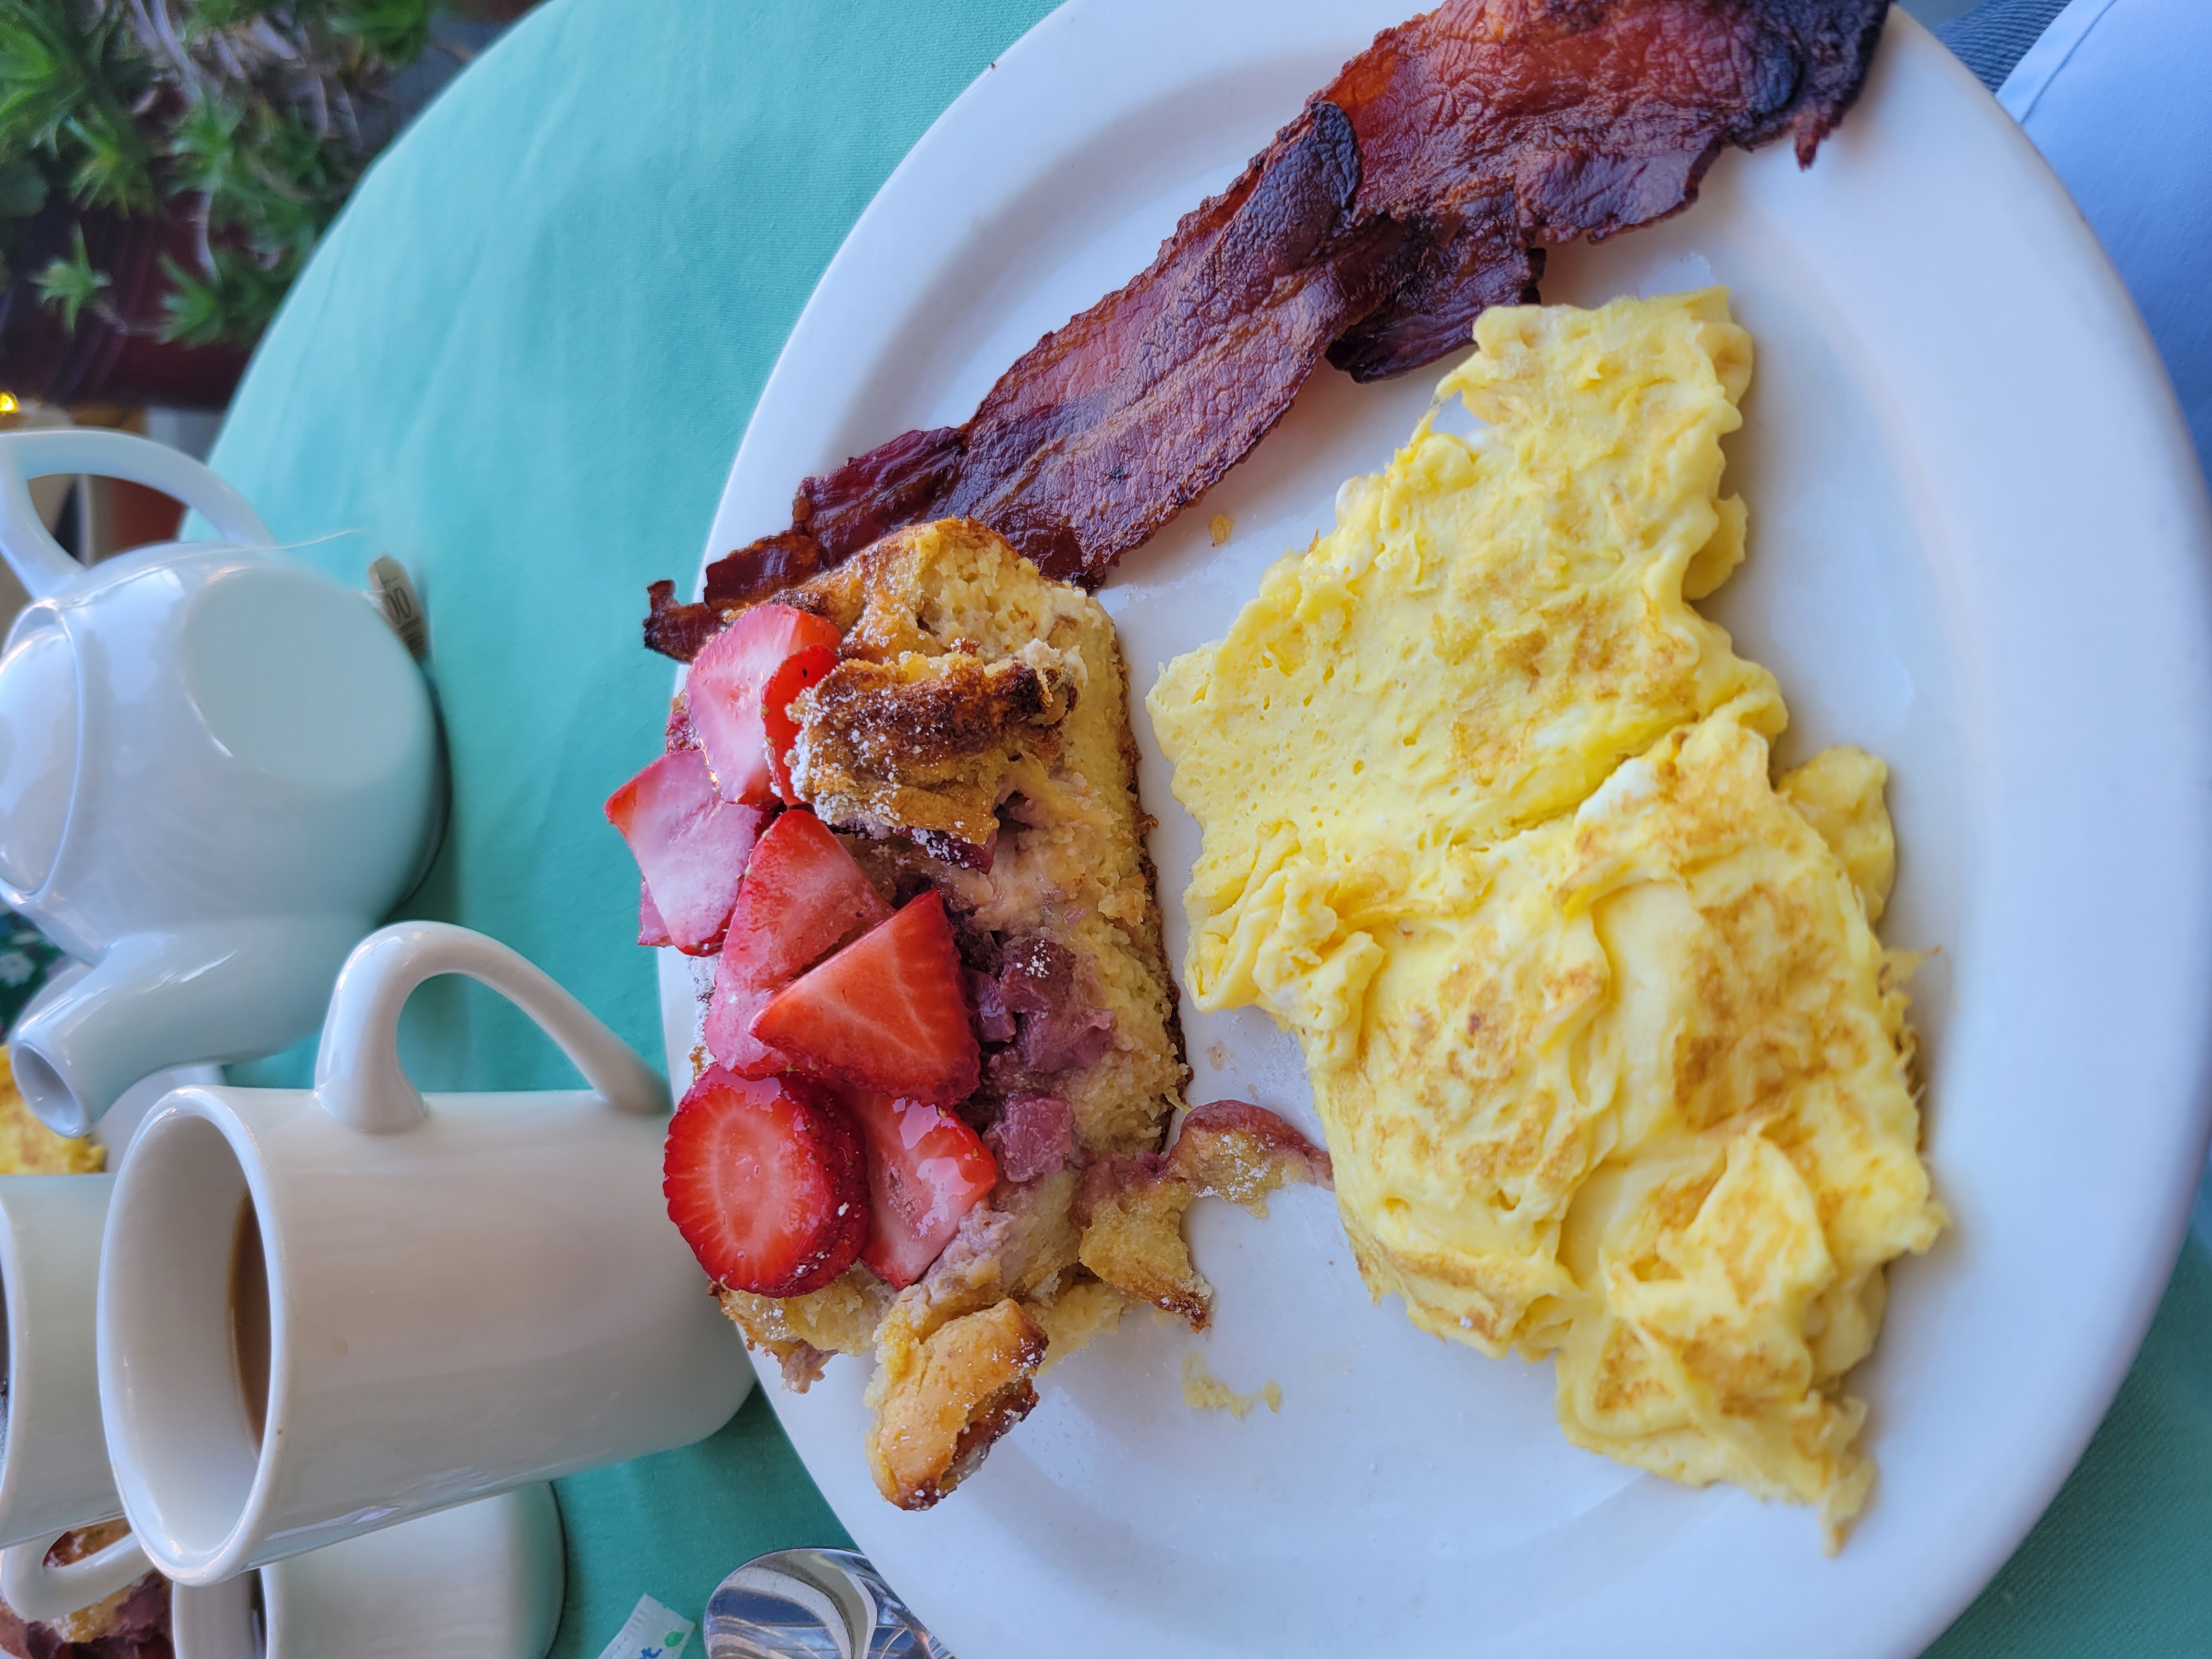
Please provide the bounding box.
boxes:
[0,428,442,1134]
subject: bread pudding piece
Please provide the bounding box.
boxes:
[621,518,1331,1510]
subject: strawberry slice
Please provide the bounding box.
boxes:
[704,810,893,1076]
[728,810,893,973]
[687,604,842,805]
[638,881,672,948]
[751,891,981,1107]
[662,1066,869,1296]
[706,972,786,1079]
[605,748,768,954]
[842,1088,998,1289]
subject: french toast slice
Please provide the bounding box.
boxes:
[703,519,1199,1506]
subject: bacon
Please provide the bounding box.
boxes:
[647,0,1884,647]
[1321,0,1889,378]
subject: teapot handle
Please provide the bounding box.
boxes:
[0,428,272,600]
[314,921,672,1133]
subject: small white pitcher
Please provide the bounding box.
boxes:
[0,1176,152,1623]
[0,428,443,1134]
[97,920,749,1585]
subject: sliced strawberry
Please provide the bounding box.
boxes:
[638,881,672,948]
[842,1088,998,1289]
[605,748,768,954]
[751,891,981,1107]
[662,1066,868,1296]
[706,969,786,1079]
[729,810,893,970]
[764,650,837,806]
[703,810,893,1077]
[687,604,843,805]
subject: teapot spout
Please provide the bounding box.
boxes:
[9,916,366,1136]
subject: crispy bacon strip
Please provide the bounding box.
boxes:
[649,0,1886,652]
[1322,0,1889,378]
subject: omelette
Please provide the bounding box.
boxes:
[1148,290,1943,1545]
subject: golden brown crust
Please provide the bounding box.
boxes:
[1173,1099,1335,1211]
[1076,1102,1333,1327]
[718,1267,892,1380]
[1078,1171,1207,1327]
[789,650,1077,856]
[866,1298,1048,1509]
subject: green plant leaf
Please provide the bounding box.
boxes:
[33,225,111,334]
[0,3,87,156]
[63,104,155,213]
[156,246,292,347]
[165,94,244,200]
[326,0,438,67]
[0,158,47,219]
[188,0,273,30]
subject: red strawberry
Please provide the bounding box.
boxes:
[662,1066,868,1297]
[729,809,893,973]
[638,881,672,949]
[842,1088,998,1289]
[706,973,785,1079]
[704,810,893,1077]
[687,604,842,806]
[751,891,981,1107]
[605,748,768,954]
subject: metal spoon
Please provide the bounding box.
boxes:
[703,1549,951,1659]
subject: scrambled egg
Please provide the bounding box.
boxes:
[1148,291,1942,1543]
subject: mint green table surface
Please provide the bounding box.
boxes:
[205,1,2211,1651]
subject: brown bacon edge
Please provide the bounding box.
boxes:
[648,0,1888,656]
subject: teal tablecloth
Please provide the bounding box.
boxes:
[206,2,2211,1652]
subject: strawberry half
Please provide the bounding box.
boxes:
[687,604,842,806]
[605,748,768,954]
[842,1088,998,1289]
[751,891,982,1107]
[662,1066,869,1297]
[704,810,893,1077]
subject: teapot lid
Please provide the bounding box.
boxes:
[0,622,77,895]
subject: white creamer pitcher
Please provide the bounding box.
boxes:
[0,429,443,1133]
[98,921,749,1585]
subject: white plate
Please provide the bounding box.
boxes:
[664,7,2212,1655]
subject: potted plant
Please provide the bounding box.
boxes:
[0,0,527,408]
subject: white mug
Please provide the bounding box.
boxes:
[98,920,750,1585]
[0,428,444,1134]
[0,1176,151,1622]
[169,1484,565,1659]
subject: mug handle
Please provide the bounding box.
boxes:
[314,921,672,1133]
[0,428,273,600]
[0,1529,150,1625]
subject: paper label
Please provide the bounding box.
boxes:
[594,1593,697,1659]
